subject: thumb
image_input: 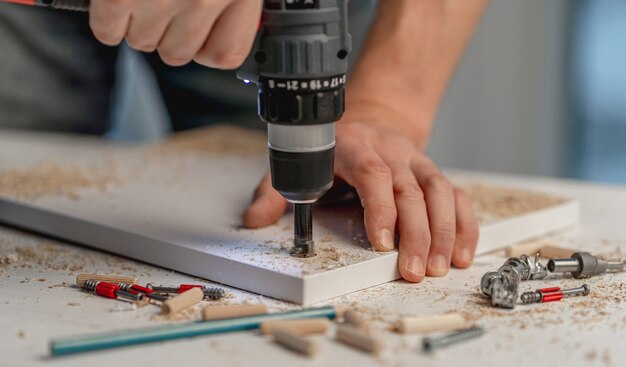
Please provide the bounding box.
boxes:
[243,173,288,228]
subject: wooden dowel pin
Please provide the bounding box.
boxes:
[76,273,137,288]
[336,324,383,354]
[396,313,472,334]
[343,310,368,330]
[202,303,268,321]
[261,318,329,335]
[161,287,203,314]
[539,245,578,259]
[271,328,321,357]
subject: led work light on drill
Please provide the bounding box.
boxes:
[238,0,351,258]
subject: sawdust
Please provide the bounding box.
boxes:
[0,252,18,266]
[459,183,567,225]
[153,125,267,157]
[0,228,148,275]
[586,350,598,361]
[0,244,80,272]
[0,161,120,202]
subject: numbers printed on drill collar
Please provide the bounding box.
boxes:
[263,76,346,92]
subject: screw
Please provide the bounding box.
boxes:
[204,287,225,300]
[147,283,225,300]
[520,284,590,304]
[422,326,486,352]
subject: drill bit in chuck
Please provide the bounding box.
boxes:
[291,203,316,258]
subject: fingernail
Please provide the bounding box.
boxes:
[428,254,448,276]
[378,229,395,251]
[459,248,472,264]
[405,256,425,277]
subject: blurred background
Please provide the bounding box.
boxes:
[429,0,626,184]
[2,0,626,184]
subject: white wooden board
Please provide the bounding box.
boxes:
[0,127,579,304]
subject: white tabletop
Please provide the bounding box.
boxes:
[1,133,625,367]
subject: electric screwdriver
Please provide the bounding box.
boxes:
[238,0,351,257]
[3,0,352,258]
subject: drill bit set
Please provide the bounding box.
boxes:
[480,251,625,308]
[75,273,225,312]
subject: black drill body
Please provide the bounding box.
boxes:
[238,0,352,257]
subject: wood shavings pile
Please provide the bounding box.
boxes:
[0,227,149,276]
[154,125,267,156]
[459,183,567,225]
[0,161,119,202]
[0,252,18,266]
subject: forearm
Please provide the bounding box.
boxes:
[343,0,487,149]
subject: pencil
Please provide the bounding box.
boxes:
[50,306,338,356]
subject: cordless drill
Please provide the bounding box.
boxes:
[4,0,352,258]
[238,0,351,257]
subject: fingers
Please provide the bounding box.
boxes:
[89,0,259,68]
[157,2,228,66]
[125,0,175,53]
[243,173,288,229]
[451,188,479,268]
[375,136,431,282]
[335,142,397,253]
[389,171,430,282]
[412,158,456,277]
[89,0,132,46]
[195,0,262,69]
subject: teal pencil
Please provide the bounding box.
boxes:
[50,306,338,356]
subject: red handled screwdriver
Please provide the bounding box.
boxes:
[520,284,590,304]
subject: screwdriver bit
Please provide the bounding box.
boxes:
[291,203,316,258]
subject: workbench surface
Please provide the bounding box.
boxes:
[1,133,625,367]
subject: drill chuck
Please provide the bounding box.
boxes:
[268,123,335,203]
